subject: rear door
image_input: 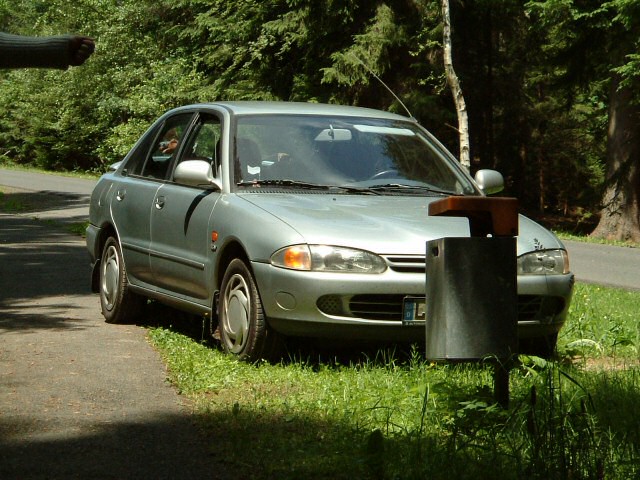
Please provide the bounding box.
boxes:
[149,112,223,300]
[111,112,194,287]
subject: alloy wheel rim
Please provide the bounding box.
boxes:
[101,245,119,311]
[222,273,251,353]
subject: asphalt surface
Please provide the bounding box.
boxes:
[562,239,640,291]
[0,179,228,478]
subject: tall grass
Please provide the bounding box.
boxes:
[560,283,640,362]
[148,283,640,479]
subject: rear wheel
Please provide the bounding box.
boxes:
[100,236,145,324]
[218,258,282,362]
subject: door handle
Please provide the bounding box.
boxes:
[155,196,166,209]
[116,190,125,201]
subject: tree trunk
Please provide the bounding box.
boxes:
[538,149,545,213]
[442,0,471,171]
[591,75,640,242]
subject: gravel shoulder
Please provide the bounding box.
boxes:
[0,186,226,479]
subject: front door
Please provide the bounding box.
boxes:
[149,113,223,301]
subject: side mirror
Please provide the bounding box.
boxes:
[109,161,122,172]
[174,160,221,190]
[474,169,504,195]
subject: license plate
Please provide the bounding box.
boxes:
[402,296,426,325]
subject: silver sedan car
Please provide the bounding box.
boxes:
[86,101,574,361]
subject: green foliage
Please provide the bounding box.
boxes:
[0,0,635,217]
[0,0,205,169]
[322,4,404,88]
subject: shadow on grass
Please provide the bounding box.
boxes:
[137,300,423,368]
[130,303,640,480]
[586,367,640,453]
[5,392,633,480]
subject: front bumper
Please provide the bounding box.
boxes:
[252,261,575,341]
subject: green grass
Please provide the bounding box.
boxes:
[148,283,640,479]
[555,231,639,249]
[43,219,89,237]
[0,190,27,212]
[560,283,640,361]
[0,159,101,179]
[66,221,90,237]
[3,164,638,476]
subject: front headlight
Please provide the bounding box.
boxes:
[271,245,387,273]
[517,249,569,275]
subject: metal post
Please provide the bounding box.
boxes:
[426,196,520,409]
[493,361,510,409]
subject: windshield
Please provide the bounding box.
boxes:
[234,114,478,195]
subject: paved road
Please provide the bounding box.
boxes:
[0,168,96,196]
[0,170,227,478]
[563,239,640,291]
[0,169,95,228]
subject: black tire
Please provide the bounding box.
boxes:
[218,258,282,362]
[99,236,145,324]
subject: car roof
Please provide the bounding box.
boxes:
[171,101,414,121]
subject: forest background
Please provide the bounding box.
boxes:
[0,0,638,241]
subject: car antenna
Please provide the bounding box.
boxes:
[350,53,415,121]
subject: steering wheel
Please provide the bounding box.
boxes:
[368,169,399,181]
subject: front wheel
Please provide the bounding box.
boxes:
[100,236,145,324]
[218,259,282,362]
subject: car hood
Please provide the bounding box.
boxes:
[238,193,564,256]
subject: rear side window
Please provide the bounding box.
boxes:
[140,113,193,180]
[121,124,159,177]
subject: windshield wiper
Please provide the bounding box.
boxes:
[331,185,382,195]
[237,180,382,195]
[368,183,457,196]
[237,179,331,190]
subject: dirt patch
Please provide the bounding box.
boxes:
[580,356,640,371]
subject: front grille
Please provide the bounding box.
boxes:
[517,295,565,321]
[383,255,426,274]
[317,294,405,320]
[316,295,343,316]
[517,295,544,321]
[317,293,563,323]
[349,294,406,321]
